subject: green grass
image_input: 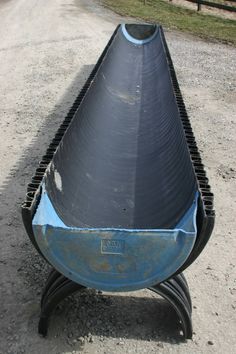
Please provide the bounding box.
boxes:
[103,0,236,45]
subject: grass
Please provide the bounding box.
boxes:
[103,0,236,45]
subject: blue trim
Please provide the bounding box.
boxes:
[121,24,159,45]
[34,183,198,234]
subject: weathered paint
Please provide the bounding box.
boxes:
[32,183,198,291]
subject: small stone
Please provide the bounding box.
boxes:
[157,342,164,348]
[68,333,73,338]
[117,340,125,345]
[207,340,214,345]
[78,336,85,345]
[89,336,94,343]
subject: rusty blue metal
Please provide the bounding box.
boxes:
[32,183,198,291]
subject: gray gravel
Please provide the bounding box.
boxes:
[0,0,235,353]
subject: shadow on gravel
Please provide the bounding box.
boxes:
[1,64,185,352]
[0,65,91,350]
[14,64,95,287]
[45,289,187,345]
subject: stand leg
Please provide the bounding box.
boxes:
[149,273,193,339]
[39,270,193,339]
[40,268,61,307]
[38,269,85,336]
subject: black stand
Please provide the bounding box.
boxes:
[38,269,193,339]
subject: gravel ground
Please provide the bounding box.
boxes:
[0,0,235,353]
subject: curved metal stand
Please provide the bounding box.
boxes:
[149,273,193,339]
[38,269,85,336]
[39,270,192,339]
